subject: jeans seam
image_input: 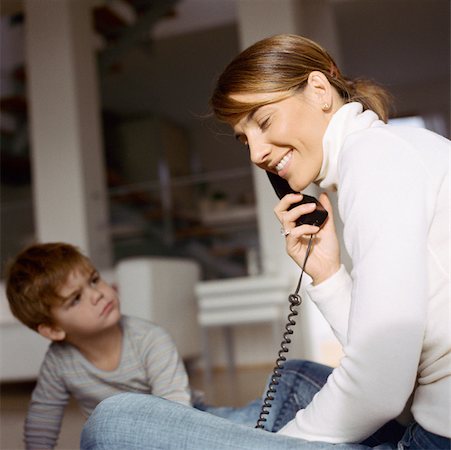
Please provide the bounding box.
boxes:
[281,366,329,391]
[271,363,331,432]
[272,369,305,431]
[411,426,439,450]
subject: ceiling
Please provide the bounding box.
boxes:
[0,0,23,16]
[0,0,237,35]
[334,0,449,86]
[2,0,448,82]
[1,0,449,130]
[151,0,237,38]
[98,0,450,126]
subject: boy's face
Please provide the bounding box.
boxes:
[49,266,121,342]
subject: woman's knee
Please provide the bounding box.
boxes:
[81,393,159,449]
[92,392,141,417]
[282,359,333,386]
[282,359,311,372]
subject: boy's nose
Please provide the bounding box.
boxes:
[90,288,103,304]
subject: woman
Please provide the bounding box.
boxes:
[81,34,450,450]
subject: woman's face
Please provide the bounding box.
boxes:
[231,86,332,192]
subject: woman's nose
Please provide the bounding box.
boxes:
[248,136,271,166]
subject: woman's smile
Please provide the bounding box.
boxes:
[275,150,293,175]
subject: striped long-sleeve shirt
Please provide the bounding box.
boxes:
[24,315,191,449]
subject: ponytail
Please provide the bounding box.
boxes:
[332,77,393,123]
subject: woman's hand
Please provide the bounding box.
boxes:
[275,192,341,285]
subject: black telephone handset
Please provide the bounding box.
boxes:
[255,173,328,430]
[266,171,328,228]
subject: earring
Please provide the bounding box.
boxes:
[322,103,330,111]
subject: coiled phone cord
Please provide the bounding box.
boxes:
[255,234,314,430]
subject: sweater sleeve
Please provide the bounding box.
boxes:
[142,324,191,406]
[304,264,352,345]
[279,129,429,443]
[24,347,69,450]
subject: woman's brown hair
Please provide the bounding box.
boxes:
[211,34,392,123]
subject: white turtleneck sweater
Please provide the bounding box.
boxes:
[278,103,450,443]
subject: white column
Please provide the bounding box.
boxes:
[236,0,345,276]
[236,0,301,276]
[25,0,112,269]
[235,0,345,363]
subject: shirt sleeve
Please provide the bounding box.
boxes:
[304,264,352,345]
[279,129,429,443]
[142,324,191,406]
[24,348,69,450]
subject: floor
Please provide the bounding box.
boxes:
[0,364,272,450]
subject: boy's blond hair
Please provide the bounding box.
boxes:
[5,242,94,331]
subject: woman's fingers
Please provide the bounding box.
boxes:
[285,202,317,224]
[275,194,317,225]
[289,224,320,239]
[274,193,303,221]
[275,191,341,281]
[276,193,332,243]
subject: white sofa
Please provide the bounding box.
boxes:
[0,257,201,382]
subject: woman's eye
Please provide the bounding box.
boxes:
[237,135,249,149]
[259,117,271,130]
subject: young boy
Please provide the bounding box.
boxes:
[6,242,192,449]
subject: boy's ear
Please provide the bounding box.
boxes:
[37,323,66,342]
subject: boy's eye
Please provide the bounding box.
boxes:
[69,294,81,307]
[90,273,100,286]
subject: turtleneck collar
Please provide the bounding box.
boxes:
[316,102,383,190]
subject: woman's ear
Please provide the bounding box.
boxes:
[37,323,66,342]
[306,71,333,109]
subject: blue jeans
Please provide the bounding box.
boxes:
[81,360,450,450]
